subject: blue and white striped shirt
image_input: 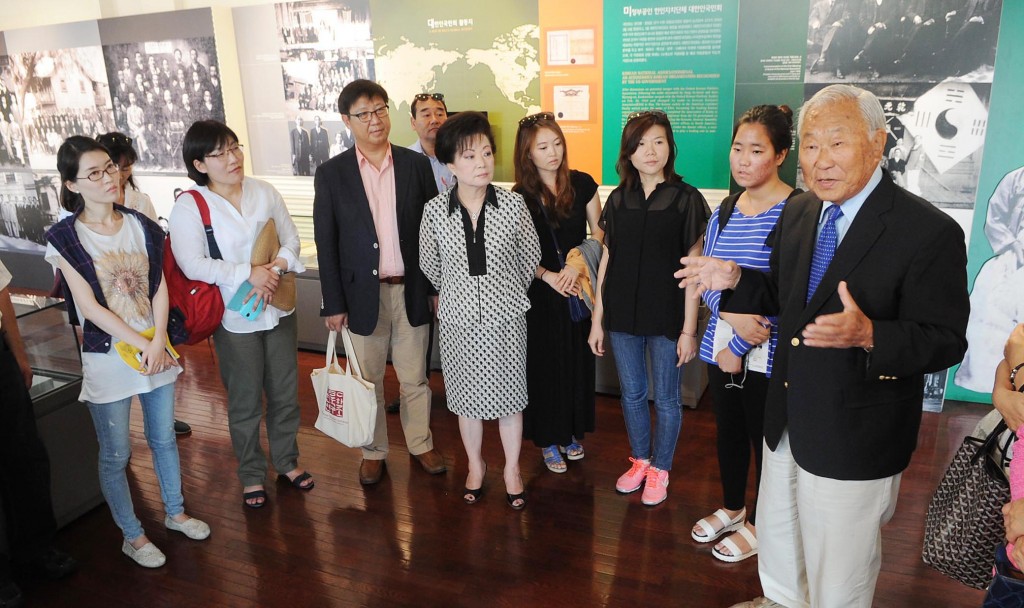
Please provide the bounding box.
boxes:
[698,199,785,377]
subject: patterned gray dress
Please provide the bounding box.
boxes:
[419,184,541,419]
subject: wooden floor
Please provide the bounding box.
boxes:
[22,338,989,607]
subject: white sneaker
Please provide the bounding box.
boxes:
[165,515,211,540]
[122,540,166,568]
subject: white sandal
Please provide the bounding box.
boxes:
[712,526,759,563]
[691,507,745,543]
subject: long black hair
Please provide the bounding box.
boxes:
[56,136,109,213]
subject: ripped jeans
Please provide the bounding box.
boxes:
[86,381,184,542]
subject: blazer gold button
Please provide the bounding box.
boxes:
[373,243,379,249]
[372,269,378,276]
[791,337,800,347]
[784,381,789,388]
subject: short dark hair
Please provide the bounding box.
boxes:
[733,104,794,155]
[616,112,680,190]
[337,79,389,116]
[56,136,109,212]
[96,131,139,190]
[410,94,448,117]
[434,111,495,165]
[182,120,239,186]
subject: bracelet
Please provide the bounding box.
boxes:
[680,330,697,338]
[1011,362,1024,391]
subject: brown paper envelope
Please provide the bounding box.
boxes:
[251,219,296,312]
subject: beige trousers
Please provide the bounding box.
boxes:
[346,283,433,459]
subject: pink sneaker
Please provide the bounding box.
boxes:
[641,467,669,506]
[615,457,650,494]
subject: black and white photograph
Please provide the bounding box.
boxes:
[922,369,948,412]
[102,38,225,172]
[801,81,990,209]
[0,70,30,169]
[954,164,1024,394]
[0,170,58,253]
[276,1,373,174]
[0,48,116,172]
[806,0,1002,84]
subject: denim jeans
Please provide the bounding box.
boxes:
[86,381,184,542]
[609,332,682,471]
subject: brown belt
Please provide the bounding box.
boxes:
[379,276,404,285]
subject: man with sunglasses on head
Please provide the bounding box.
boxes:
[408,92,455,193]
[313,79,446,486]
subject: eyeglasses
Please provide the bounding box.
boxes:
[626,109,668,123]
[519,112,555,128]
[78,162,120,182]
[205,143,244,159]
[347,105,390,123]
[99,133,133,147]
[413,93,445,102]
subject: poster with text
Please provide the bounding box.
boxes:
[603,1,739,188]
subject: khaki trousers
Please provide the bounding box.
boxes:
[347,283,433,459]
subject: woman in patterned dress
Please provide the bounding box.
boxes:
[419,112,541,509]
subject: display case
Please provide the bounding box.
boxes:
[9,294,103,529]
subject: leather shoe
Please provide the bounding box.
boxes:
[0,579,23,608]
[16,547,77,580]
[413,449,447,474]
[729,597,785,608]
[359,459,386,485]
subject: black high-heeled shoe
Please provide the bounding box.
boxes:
[506,491,526,510]
[464,463,486,505]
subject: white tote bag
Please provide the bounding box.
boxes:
[311,328,377,448]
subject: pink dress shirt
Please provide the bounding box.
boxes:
[356,145,404,278]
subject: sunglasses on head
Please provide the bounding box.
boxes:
[626,109,668,123]
[518,112,555,128]
[99,133,133,146]
[414,93,445,102]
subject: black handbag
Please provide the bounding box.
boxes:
[535,200,590,323]
[922,418,1014,589]
[983,544,1024,607]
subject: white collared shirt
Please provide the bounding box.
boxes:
[818,165,883,244]
[167,177,305,334]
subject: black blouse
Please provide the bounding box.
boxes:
[600,180,709,338]
[451,184,498,277]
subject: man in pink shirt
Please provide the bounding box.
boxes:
[313,79,445,485]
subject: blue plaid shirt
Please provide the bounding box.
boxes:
[45,205,166,353]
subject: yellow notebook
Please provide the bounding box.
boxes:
[114,327,181,371]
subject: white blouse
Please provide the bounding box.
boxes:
[167,177,305,334]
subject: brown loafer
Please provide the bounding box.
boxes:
[413,449,447,475]
[359,459,386,485]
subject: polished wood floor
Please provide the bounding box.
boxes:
[22,338,988,607]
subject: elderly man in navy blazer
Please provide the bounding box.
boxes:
[313,79,445,485]
[678,84,969,608]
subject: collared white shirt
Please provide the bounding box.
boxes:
[818,165,883,244]
[167,176,305,334]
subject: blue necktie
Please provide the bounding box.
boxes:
[807,204,843,303]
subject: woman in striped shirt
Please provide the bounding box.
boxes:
[690,105,798,563]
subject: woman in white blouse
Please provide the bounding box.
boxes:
[168,120,312,509]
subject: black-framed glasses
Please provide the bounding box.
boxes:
[626,109,668,123]
[205,143,245,159]
[413,93,445,102]
[78,162,120,182]
[519,112,555,128]
[347,105,390,123]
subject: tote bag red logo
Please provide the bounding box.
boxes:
[325,388,344,417]
[311,328,377,448]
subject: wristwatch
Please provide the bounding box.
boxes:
[1010,362,1024,392]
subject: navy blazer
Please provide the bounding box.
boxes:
[723,172,969,480]
[313,144,439,336]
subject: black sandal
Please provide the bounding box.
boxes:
[242,489,267,509]
[464,486,483,505]
[278,471,315,491]
[506,492,526,510]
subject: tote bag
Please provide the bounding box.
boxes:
[922,416,1014,589]
[311,328,377,448]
